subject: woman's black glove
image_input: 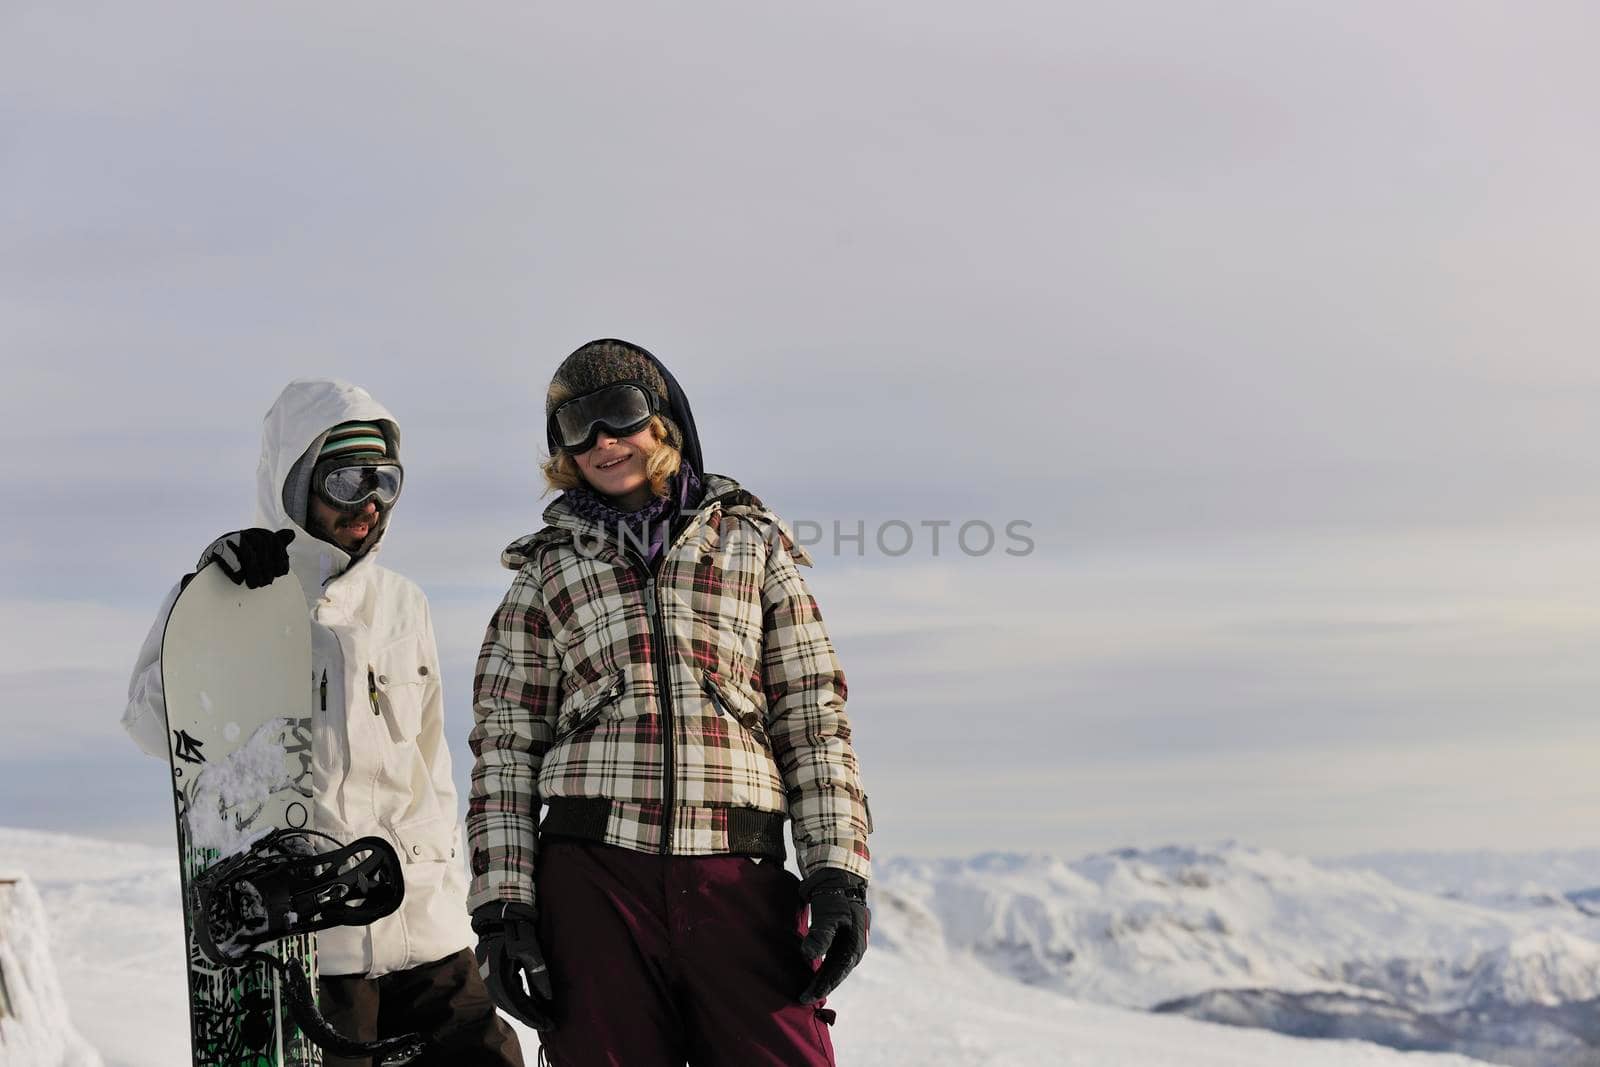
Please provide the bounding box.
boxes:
[187,528,295,590]
[798,868,870,1004]
[471,901,555,1031]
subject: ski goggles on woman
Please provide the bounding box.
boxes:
[547,380,660,454]
[311,460,404,509]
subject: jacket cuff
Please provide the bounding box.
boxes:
[470,899,537,933]
[466,876,536,915]
[798,842,871,883]
[800,866,868,899]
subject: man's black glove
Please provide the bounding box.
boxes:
[186,528,295,590]
[798,868,870,1004]
[471,901,555,1031]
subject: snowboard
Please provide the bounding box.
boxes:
[161,561,320,1067]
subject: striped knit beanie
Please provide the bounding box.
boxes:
[318,421,390,462]
[282,419,397,536]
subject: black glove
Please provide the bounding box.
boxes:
[472,901,556,1031]
[188,528,295,590]
[798,868,870,1004]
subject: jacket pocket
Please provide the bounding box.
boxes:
[554,670,627,742]
[391,813,456,864]
[371,635,431,743]
[701,671,770,751]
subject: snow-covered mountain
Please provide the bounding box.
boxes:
[1326,849,1600,921]
[0,827,1492,1067]
[870,843,1600,1064]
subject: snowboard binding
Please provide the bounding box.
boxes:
[193,827,407,962]
[192,827,429,1065]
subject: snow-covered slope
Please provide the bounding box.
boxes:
[0,868,102,1067]
[833,948,1484,1067]
[0,827,1486,1067]
[871,843,1600,1064]
[874,844,1600,1012]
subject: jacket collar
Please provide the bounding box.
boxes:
[502,472,813,571]
[288,533,380,608]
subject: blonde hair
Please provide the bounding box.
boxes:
[540,379,682,500]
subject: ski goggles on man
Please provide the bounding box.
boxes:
[311,459,404,510]
[547,380,661,454]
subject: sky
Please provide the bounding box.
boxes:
[4,1,1600,861]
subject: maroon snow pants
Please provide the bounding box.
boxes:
[533,837,838,1067]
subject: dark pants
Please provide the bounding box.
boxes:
[535,838,837,1067]
[319,948,524,1067]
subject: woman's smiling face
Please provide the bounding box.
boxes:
[574,426,658,509]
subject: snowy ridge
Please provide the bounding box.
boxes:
[1328,850,1600,901]
[871,843,1600,1010]
[0,827,1485,1067]
[1326,849,1600,923]
[1461,930,1600,1009]
[870,843,1600,1064]
[0,870,102,1067]
[1149,987,1600,1067]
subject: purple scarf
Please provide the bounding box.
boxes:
[562,463,704,568]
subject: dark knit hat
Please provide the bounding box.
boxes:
[547,339,682,453]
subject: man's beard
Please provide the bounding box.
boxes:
[312,506,383,549]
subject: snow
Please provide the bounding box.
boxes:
[186,718,297,855]
[872,843,1600,1014]
[1326,849,1600,916]
[1461,929,1600,1009]
[0,826,1492,1067]
[0,870,101,1067]
[829,950,1482,1067]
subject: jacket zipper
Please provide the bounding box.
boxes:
[320,669,328,712]
[636,565,676,855]
[618,528,694,857]
[702,677,728,718]
[368,668,381,716]
[704,675,770,752]
[582,500,719,856]
[553,674,624,743]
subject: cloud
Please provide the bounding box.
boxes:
[4,1,1600,856]
[4,670,132,754]
[0,601,156,675]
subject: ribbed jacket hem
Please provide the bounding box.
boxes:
[540,797,789,863]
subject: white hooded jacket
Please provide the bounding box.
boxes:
[122,378,472,978]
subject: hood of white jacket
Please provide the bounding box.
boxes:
[255,378,401,601]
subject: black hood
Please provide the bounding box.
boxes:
[547,338,706,478]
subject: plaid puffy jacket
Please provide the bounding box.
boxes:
[466,473,872,911]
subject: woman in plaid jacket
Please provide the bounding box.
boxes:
[466,339,873,1066]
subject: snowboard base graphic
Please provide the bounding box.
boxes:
[161,562,320,1067]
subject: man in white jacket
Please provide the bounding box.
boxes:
[123,378,522,1066]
